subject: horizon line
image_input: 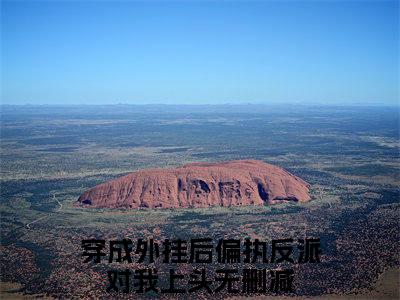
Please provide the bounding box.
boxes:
[1,103,399,108]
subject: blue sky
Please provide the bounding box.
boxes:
[1,0,399,105]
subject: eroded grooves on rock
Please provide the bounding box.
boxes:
[77,160,311,209]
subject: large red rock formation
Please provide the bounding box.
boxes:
[77,160,311,209]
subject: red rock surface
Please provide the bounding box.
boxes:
[77,160,311,209]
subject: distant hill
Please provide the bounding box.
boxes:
[76,160,311,209]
